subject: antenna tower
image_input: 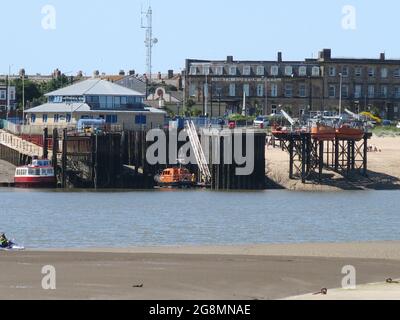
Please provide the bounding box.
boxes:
[141,5,158,81]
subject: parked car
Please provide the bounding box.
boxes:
[253,116,270,128]
[396,122,400,129]
[382,120,392,126]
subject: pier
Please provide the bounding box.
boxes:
[274,132,372,183]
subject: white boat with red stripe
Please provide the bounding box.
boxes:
[14,158,56,188]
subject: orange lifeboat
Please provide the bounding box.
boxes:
[336,125,364,141]
[155,167,196,188]
[311,123,336,141]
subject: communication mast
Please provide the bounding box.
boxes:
[141,5,158,81]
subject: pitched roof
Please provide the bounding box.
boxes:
[25,103,91,113]
[45,79,145,97]
[25,102,167,114]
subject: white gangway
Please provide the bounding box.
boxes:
[185,120,211,184]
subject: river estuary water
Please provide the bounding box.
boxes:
[0,188,399,249]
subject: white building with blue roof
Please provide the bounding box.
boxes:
[25,78,166,130]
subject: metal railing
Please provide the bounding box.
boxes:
[0,129,44,158]
[186,120,211,184]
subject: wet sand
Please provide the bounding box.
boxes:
[2,242,400,300]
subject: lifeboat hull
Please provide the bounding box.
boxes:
[14,176,56,188]
[336,127,364,141]
[311,126,336,141]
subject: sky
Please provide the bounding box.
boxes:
[0,0,399,76]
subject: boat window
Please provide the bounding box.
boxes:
[28,168,41,176]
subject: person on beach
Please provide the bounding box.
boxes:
[0,233,10,248]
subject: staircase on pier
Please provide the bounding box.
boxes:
[185,120,211,184]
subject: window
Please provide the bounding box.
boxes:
[66,114,71,123]
[9,88,15,100]
[270,66,279,76]
[54,114,59,123]
[299,66,307,77]
[299,84,306,97]
[229,83,236,96]
[215,66,224,75]
[342,85,349,98]
[257,84,264,97]
[0,90,5,100]
[368,67,375,77]
[271,83,278,97]
[284,84,293,97]
[202,66,210,75]
[106,115,118,124]
[256,66,265,76]
[284,66,293,76]
[381,85,388,98]
[285,66,293,77]
[114,96,121,108]
[229,66,237,76]
[190,66,197,75]
[243,66,251,76]
[368,85,375,98]
[354,85,362,99]
[329,85,336,98]
[341,66,349,77]
[394,69,400,78]
[135,115,146,125]
[31,114,36,123]
[355,67,362,77]
[43,114,48,123]
[271,105,277,115]
[189,84,196,97]
[243,84,250,96]
[381,68,388,78]
[312,66,320,77]
[394,86,400,98]
[328,67,336,77]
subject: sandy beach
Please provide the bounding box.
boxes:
[2,242,400,300]
[266,136,400,191]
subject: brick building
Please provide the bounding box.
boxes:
[184,49,400,120]
[0,85,16,112]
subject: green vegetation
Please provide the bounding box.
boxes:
[372,125,400,137]
[228,114,255,122]
[7,75,73,111]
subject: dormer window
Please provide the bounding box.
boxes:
[190,66,197,75]
[299,66,307,77]
[214,66,224,75]
[312,67,320,77]
[202,66,211,75]
[256,66,265,76]
[284,66,293,76]
[229,66,237,76]
[271,66,279,76]
[243,66,251,76]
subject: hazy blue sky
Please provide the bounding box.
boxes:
[1,0,398,75]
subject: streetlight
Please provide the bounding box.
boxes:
[6,64,13,122]
[339,72,343,119]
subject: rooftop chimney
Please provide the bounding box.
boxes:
[277,52,282,62]
[168,70,174,79]
[119,70,125,76]
[380,52,386,61]
[227,56,234,63]
[319,49,332,61]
